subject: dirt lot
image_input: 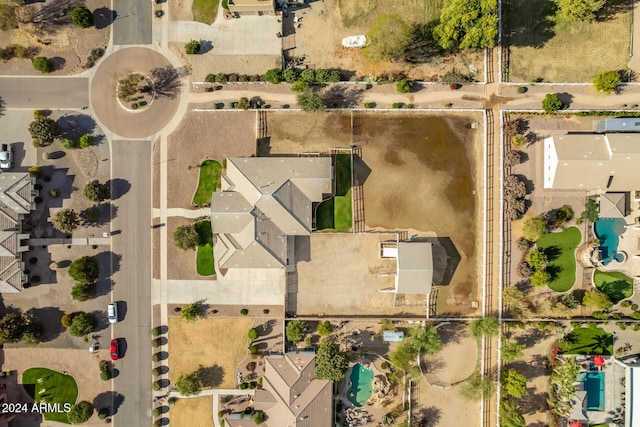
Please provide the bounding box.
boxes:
[0,0,110,76]
[268,111,484,315]
[427,323,477,385]
[168,317,252,389]
[292,0,484,81]
[170,396,214,427]
[417,380,480,427]
[165,110,256,209]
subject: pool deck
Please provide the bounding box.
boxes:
[596,200,640,283]
[572,355,623,425]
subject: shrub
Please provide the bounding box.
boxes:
[396,79,413,93]
[240,308,249,315]
[71,5,94,28]
[392,102,402,109]
[29,117,60,144]
[381,361,390,370]
[249,345,258,354]
[98,408,109,419]
[237,97,250,110]
[283,68,299,83]
[516,237,533,251]
[68,401,93,424]
[71,282,95,301]
[185,40,201,54]
[152,380,162,391]
[32,56,53,73]
[632,304,639,311]
[504,150,522,167]
[150,326,162,336]
[100,370,110,381]
[152,353,161,362]
[291,80,308,92]
[561,293,579,309]
[69,312,95,337]
[61,313,73,328]
[542,93,563,113]
[621,300,631,308]
[263,308,270,315]
[364,102,374,108]
[205,74,216,83]
[48,188,60,198]
[510,134,527,147]
[517,86,527,93]
[265,68,282,84]
[517,262,533,278]
[151,338,161,347]
[593,70,621,94]
[152,367,162,377]
[300,68,315,83]
[317,320,333,336]
[240,382,248,389]
[28,166,41,177]
[246,361,257,371]
[69,256,99,284]
[152,407,162,416]
[247,328,259,341]
[173,224,199,250]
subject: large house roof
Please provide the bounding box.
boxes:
[544,134,640,190]
[211,157,332,270]
[395,242,433,294]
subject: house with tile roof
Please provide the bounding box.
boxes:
[0,173,36,293]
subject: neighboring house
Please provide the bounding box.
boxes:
[211,157,332,274]
[0,173,36,293]
[379,240,434,294]
[543,134,640,190]
[596,118,640,133]
[226,351,332,427]
[228,0,276,15]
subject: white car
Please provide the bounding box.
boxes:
[0,144,13,170]
[107,303,119,324]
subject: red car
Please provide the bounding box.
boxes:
[110,339,120,360]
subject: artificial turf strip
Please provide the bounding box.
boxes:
[195,220,215,276]
[192,159,222,205]
[594,270,633,304]
[315,153,353,231]
[536,227,582,292]
[22,368,78,423]
[560,326,613,356]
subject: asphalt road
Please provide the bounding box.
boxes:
[111,140,152,425]
[0,77,89,109]
[112,0,152,45]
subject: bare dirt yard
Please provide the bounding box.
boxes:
[0,0,110,76]
[417,380,480,427]
[291,0,484,81]
[167,317,252,389]
[267,111,484,316]
[505,0,633,82]
[170,396,214,427]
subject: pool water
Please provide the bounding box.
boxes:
[594,218,626,265]
[347,363,374,407]
[580,372,605,411]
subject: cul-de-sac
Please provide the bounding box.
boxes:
[1,0,640,426]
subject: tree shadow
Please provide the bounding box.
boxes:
[199,40,213,53]
[542,245,562,262]
[323,85,364,108]
[514,173,534,194]
[106,178,131,200]
[505,0,556,48]
[438,322,467,345]
[557,92,573,108]
[93,7,114,29]
[25,306,64,341]
[58,114,97,138]
[81,202,118,227]
[416,406,441,427]
[90,309,109,333]
[94,251,120,297]
[404,21,444,64]
[195,364,224,388]
[518,391,548,415]
[596,0,634,21]
[151,66,182,99]
[514,327,551,346]
[93,391,125,415]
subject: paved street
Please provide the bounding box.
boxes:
[111,140,152,425]
[0,77,88,109]
[112,0,152,45]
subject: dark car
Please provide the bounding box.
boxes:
[110,339,120,360]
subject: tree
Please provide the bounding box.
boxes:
[526,249,548,270]
[555,0,605,22]
[176,372,201,396]
[181,302,203,322]
[396,79,413,93]
[582,289,613,310]
[555,204,574,223]
[264,68,282,84]
[185,40,201,54]
[500,398,525,427]
[69,312,95,337]
[237,97,250,110]
[173,224,199,250]
[530,269,552,287]
[32,56,53,73]
[502,286,532,320]
[504,175,527,200]
[297,88,325,112]
[71,282,95,301]
[0,313,25,343]
[469,317,500,339]
[68,401,93,424]
[510,134,527,147]
[60,138,78,149]
[364,14,411,62]
[593,70,621,94]
[21,321,44,345]
[501,339,525,362]
[28,166,41,177]
[542,93,563,113]
[408,324,442,355]
[581,199,599,222]
[78,134,94,148]
[52,209,80,233]
[282,68,299,83]
[84,180,109,202]
[459,376,495,401]
[69,256,99,284]
[247,327,259,341]
[253,410,266,424]
[71,5,94,28]
[316,320,333,336]
[501,369,527,398]
[286,320,305,343]
[522,216,547,241]
[434,0,498,50]
[315,339,349,381]
[300,68,316,83]
[504,150,522,167]
[29,117,60,144]
[390,341,415,371]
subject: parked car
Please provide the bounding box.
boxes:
[0,144,13,170]
[110,339,120,360]
[107,302,118,324]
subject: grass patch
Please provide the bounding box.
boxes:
[192,0,219,24]
[337,0,443,28]
[594,270,633,304]
[505,0,632,81]
[536,227,582,292]
[22,368,78,423]
[195,220,215,276]
[193,159,222,205]
[560,326,613,355]
[315,153,352,232]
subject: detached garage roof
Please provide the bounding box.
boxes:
[395,242,433,294]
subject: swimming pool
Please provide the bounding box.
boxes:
[578,372,605,411]
[594,218,626,265]
[346,363,374,407]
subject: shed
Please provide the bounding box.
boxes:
[395,242,433,294]
[383,331,404,342]
[596,118,640,133]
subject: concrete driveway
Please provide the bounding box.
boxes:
[0,77,89,109]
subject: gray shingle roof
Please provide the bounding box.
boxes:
[396,242,433,294]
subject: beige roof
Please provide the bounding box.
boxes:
[227,352,332,427]
[211,157,332,270]
[544,134,640,190]
[599,192,626,218]
[395,242,433,294]
[569,390,588,422]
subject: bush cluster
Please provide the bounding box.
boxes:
[0,44,35,61]
[84,48,105,69]
[504,174,527,221]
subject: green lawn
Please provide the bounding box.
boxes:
[536,227,582,292]
[315,153,352,232]
[22,368,78,423]
[560,326,613,356]
[193,159,222,205]
[192,0,219,24]
[195,220,215,276]
[594,270,633,304]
